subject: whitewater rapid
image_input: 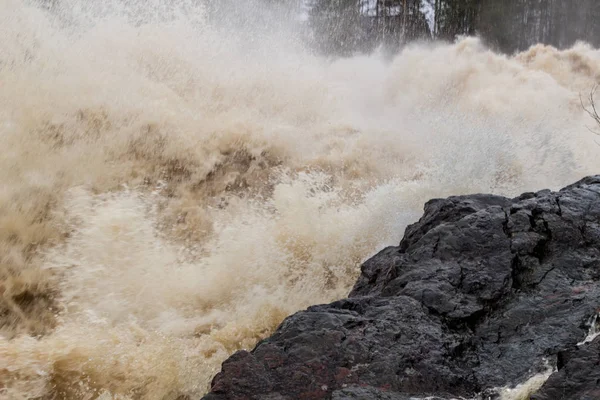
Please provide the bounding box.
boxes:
[1,1,599,399]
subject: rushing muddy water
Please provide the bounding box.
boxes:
[1,1,599,398]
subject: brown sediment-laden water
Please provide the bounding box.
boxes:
[1,1,599,398]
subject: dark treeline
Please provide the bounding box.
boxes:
[307,0,600,55]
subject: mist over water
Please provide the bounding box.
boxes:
[1,0,599,398]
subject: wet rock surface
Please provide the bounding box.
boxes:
[531,334,600,400]
[203,176,600,400]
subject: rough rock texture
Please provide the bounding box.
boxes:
[203,176,600,400]
[531,334,600,400]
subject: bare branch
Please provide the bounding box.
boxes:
[580,84,600,135]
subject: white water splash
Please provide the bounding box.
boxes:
[577,311,600,346]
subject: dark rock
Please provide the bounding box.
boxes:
[531,333,600,400]
[203,175,600,400]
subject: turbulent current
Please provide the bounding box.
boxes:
[1,0,600,399]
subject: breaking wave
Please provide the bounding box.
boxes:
[1,0,599,398]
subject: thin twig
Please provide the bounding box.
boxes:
[580,84,600,135]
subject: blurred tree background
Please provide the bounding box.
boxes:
[305,0,600,55]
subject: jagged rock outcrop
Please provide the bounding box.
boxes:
[531,334,600,400]
[203,176,600,400]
